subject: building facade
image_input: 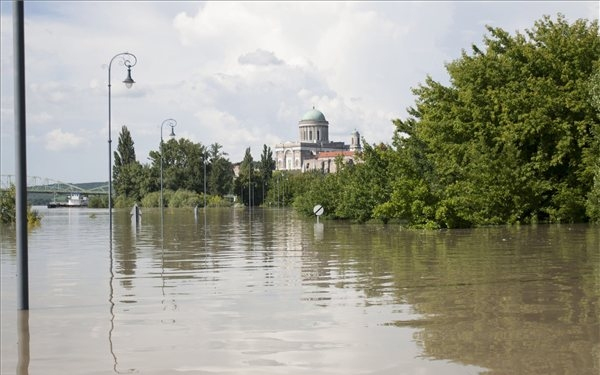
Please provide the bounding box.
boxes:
[274,108,361,173]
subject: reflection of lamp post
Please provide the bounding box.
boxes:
[160,119,177,227]
[203,151,207,208]
[108,52,137,235]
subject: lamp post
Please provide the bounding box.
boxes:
[108,52,137,236]
[160,119,177,227]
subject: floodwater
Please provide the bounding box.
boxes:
[1,207,598,375]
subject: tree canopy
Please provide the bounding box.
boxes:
[383,14,599,227]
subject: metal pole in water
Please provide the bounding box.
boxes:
[14,0,29,311]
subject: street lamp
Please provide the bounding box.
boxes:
[160,119,177,226]
[108,52,137,235]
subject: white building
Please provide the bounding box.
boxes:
[274,108,361,173]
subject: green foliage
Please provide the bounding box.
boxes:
[141,191,159,208]
[141,190,174,208]
[0,184,42,226]
[585,165,600,222]
[379,14,599,228]
[27,209,42,227]
[111,128,236,206]
[0,186,16,224]
[114,195,137,209]
[292,171,338,216]
[291,14,599,228]
[208,143,234,196]
[207,195,232,207]
[114,126,146,200]
[169,189,202,208]
[114,161,146,201]
[150,138,207,193]
[257,144,276,206]
[88,195,108,208]
[139,189,203,208]
[234,147,257,206]
[334,144,392,223]
[114,126,136,168]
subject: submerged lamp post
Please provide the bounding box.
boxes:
[160,119,177,226]
[107,52,137,236]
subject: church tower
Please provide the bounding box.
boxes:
[350,129,361,151]
[298,107,329,144]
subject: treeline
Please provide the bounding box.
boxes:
[108,126,279,209]
[290,15,600,228]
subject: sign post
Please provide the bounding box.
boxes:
[313,204,324,224]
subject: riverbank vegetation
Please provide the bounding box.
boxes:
[293,15,599,227]
[0,185,42,227]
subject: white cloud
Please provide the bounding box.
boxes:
[238,49,283,66]
[29,111,53,125]
[44,128,86,151]
[0,1,597,182]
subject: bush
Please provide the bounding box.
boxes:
[88,195,108,208]
[586,167,600,223]
[141,191,161,208]
[207,195,232,207]
[170,189,202,208]
[114,195,137,209]
[0,184,42,226]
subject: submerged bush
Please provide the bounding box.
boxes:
[0,184,42,226]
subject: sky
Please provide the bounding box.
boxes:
[1,1,598,184]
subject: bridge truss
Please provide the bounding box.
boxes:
[0,175,108,195]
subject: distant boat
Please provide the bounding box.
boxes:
[47,193,88,208]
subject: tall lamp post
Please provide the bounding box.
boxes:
[108,52,137,235]
[160,119,177,227]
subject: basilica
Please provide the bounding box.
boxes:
[274,108,361,173]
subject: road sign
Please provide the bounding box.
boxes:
[313,204,324,216]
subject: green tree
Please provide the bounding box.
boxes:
[334,144,391,223]
[149,138,206,194]
[381,14,599,227]
[207,143,234,196]
[586,68,600,222]
[113,126,145,201]
[0,184,41,226]
[234,147,257,206]
[257,144,276,206]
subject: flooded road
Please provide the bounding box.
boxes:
[1,207,598,374]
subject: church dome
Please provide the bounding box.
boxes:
[301,108,327,122]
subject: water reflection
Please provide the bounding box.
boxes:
[1,208,598,374]
[109,210,139,373]
[17,310,29,375]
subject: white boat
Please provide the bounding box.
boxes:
[49,193,89,208]
[66,193,88,207]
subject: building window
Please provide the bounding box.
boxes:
[309,130,313,140]
[317,130,320,140]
